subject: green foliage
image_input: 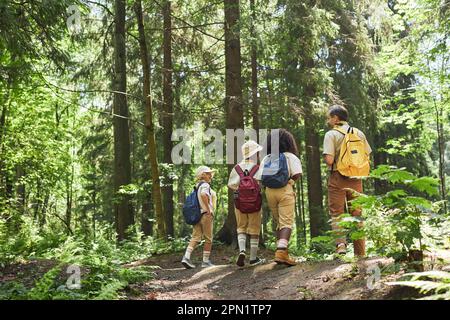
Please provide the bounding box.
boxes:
[0,0,449,302]
[388,271,450,300]
[0,281,28,300]
[27,265,64,300]
[353,166,444,260]
[309,235,336,257]
[0,216,68,266]
[0,220,192,300]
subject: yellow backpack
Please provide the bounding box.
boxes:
[334,127,370,177]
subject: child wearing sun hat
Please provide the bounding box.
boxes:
[228,140,265,267]
[181,166,216,269]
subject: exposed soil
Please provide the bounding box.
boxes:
[123,246,430,300]
[2,246,448,300]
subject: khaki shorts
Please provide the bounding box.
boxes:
[265,181,296,230]
[190,213,213,244]
[235,208,262,236]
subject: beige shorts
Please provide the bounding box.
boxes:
[235,208,262,236]
[265,181,296,230]
[190,213,213,244]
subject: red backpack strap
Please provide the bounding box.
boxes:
[234,165,245,178]
[248,164,259,177]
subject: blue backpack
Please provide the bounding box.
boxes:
[261,153,290,188]
[182,182,206,225]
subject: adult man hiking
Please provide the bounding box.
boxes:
[323,105,372,257]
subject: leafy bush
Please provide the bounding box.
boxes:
[310,165,446,261]
[352,165,444,261]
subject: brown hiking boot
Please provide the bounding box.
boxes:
[274,249,296,266]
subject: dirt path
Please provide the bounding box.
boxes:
[125,246,416,300]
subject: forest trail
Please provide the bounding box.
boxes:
[124,246,417,300]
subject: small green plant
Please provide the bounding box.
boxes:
[0,281,28,300]
[352,165,443,263]
[27,265,64,300]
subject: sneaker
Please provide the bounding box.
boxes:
[336,243,347,255]
[201,260,215,268]
[249,257,266,266]
[181,256,196,269]
[236,251,246,267]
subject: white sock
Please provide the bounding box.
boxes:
[277,239,288,249]
[185,247,193,259]
[238,233,247,253]
[250,238,259,261]
[203,251,211,263]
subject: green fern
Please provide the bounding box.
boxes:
[93,279,127,300]
[27,265,63,300]
[387,271,450,300]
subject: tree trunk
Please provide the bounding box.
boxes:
[0,105,7,158]
[65,162,74,235]
[435,100,447,214]
[15,166,25,213]
[250,0,259,131]
[250,0,264,247]
[216,0,243,245]
[174,75,189,238]
[135,0,166,238]
[40,193,50,230]
[113,0,134,241]
[305,120,326,238]
[2,99,13,204]
[162,0,174,238]
[295,180,302,247]
[33,183,41,222]
[177,166,189,238]
[92,186,97,240]
[0,81,12,201]
[264,60,274,130]
[304,60,326,238]
[372,115,389,195]
[262,58,274,239]
[141,191,153,237]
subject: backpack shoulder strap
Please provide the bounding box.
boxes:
[196,181,211,196]
[195,181,205,191]
[333,127,347,135]
[234,165,245,178]
[282,153,292,178]
[248,164,259,177]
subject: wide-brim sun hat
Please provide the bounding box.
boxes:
[195,166,216,180]
[242,140,263,159]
